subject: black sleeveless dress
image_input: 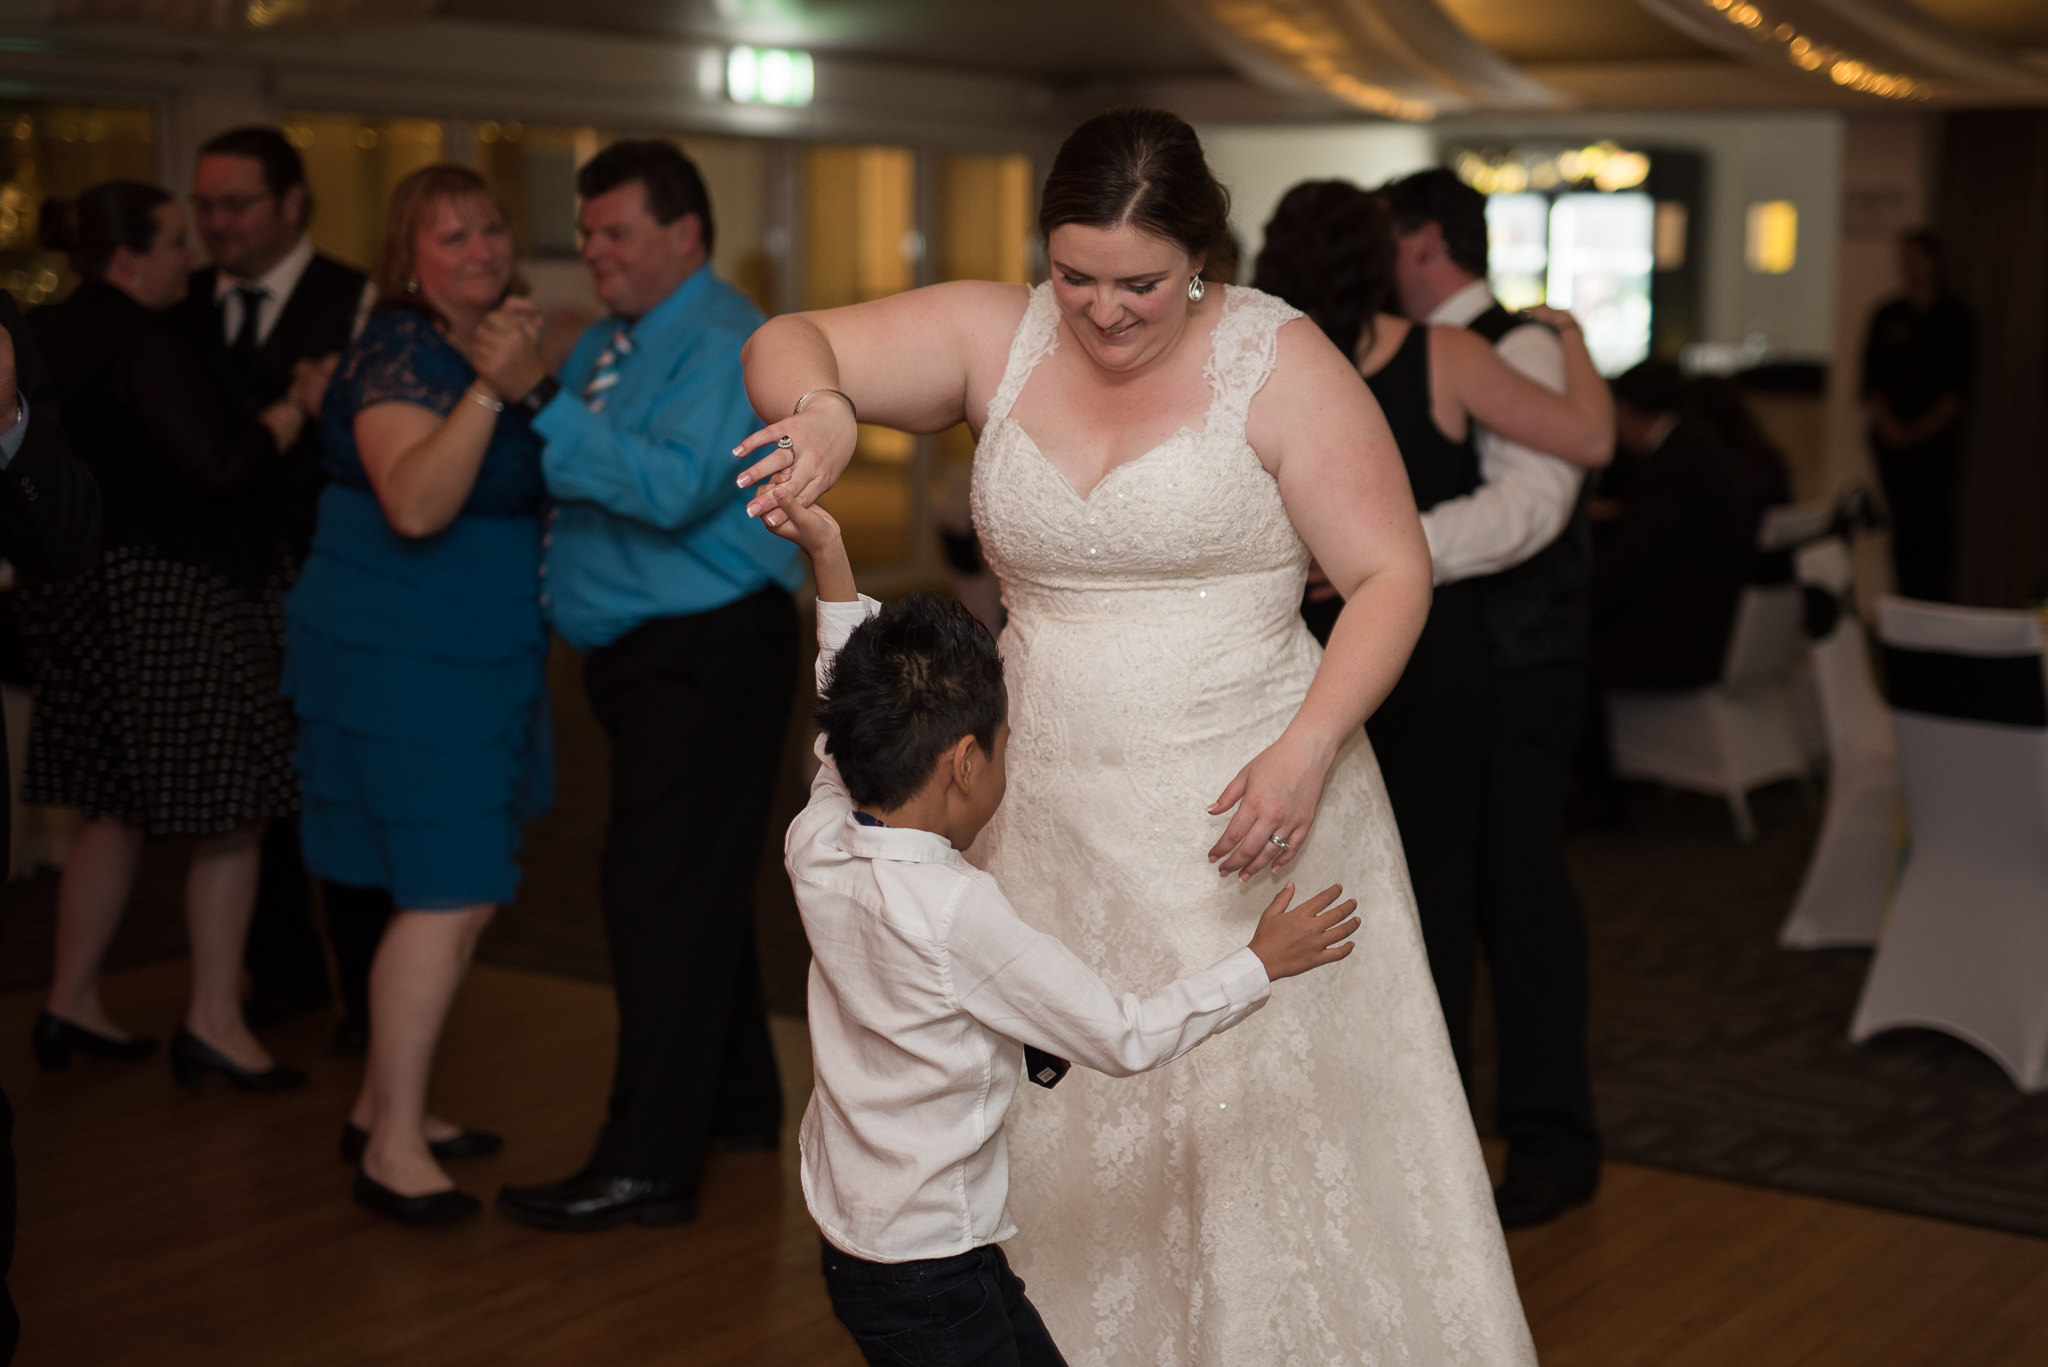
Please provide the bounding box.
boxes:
[1302,322,1492,1078]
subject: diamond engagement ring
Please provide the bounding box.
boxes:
[1269,834,1289,851]
[776,434,794,450]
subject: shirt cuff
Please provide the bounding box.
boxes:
[816,594,881,650]
[0,396,29,470]
[1213,944,1274,1007]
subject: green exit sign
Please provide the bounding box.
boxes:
[728,47,815,107]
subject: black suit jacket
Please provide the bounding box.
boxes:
[1592,419,1772,691]
[176,252,366,561]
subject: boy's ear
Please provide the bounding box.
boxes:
[948,732,981,795]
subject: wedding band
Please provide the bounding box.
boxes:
[1269,834,1289,852]
[776,434,794,450]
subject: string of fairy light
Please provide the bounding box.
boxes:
[1697,0,1931,100]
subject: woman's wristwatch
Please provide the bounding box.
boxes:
[516,376,562,419]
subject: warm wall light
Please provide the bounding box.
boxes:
[1745,200,1798,273]
[1654,202,1688,269]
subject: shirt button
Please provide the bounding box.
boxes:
[538,592,551,609]
[540,532,553,549]
[538,563,549,579]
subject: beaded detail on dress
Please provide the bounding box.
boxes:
[968,282,1536,1367]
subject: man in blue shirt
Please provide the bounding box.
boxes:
[474,141,801,1231]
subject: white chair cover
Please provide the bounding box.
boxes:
[1850,598,2048,1090]
[1778,539,1903,949]
[1757,499,1836,552]
[1608,571,1813,844]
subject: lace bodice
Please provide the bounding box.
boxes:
[320,308,547,518]
[966,282,1536,1366]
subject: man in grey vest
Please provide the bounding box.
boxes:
[1385,168,1602,1229]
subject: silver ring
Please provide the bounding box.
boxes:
[776,434,794,450]
[1269,834,1289,852]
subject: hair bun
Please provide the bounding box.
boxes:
[36,197,76,253]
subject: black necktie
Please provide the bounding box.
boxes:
[229,283,267,367]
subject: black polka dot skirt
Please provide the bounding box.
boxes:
[17,547,299,837]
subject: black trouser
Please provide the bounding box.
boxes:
[582,587,795,1186]
[245,819,394,1025]
[1358,583,1493,1085]
[1875,434,1959,603]
[821,1240,1068,1367]
[1475,661,1600,1188]
[0,1083,16,1365]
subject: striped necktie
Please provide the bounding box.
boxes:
[581,326,634,412]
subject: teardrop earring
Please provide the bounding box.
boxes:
[1186,274,1206,303]
[405,277,420,294]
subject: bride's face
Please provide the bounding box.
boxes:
[1047,222,1205,374]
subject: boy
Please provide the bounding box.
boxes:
[762,488,1361,1367]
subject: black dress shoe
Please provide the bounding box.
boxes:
[329,1019,370,1059]
[1494,1174,1598,1230]
[496,1171,695,1231]
[242,984,333,1030]
[341,1123,504,1165]
[352,1173,481,1226]
[169,1026,308,1093]
[31,1012,158,1070]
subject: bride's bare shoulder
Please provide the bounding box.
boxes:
[922,279,1032,329]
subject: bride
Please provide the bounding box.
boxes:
[738,108,1537,1366]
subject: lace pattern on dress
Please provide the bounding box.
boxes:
[341,309,462,417]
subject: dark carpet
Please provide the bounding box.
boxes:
[8,649,2048,1238]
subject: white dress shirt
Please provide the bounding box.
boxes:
[212,234,375,346]
[791,596,1272,1264]
[1416,278,1583,586]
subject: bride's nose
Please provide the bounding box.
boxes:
[1088,290,1123,328]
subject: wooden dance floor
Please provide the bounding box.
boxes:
[7,960,2048,1366]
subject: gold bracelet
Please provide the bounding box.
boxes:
[466,386,504,413]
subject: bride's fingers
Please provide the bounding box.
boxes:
[1208,804,1256,864]
[1207,768,1250,817]
[1217,810,1279,875]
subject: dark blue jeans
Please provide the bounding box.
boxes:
[820,1240,1069,1367]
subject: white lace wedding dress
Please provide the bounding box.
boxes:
[968,283,1537,1366]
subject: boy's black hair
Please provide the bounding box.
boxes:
[818,594,1005,811]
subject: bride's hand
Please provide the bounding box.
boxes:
[732,401,860,519]
[1206,731,1334,881]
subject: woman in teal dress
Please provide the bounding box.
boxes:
[285,164,550,1225]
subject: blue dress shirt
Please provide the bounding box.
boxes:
[535,265,801,653]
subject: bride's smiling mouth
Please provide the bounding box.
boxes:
[1096,319,1139,340]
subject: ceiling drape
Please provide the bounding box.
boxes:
[52,0,440,32]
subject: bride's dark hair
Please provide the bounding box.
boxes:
[1250,179,1395,360]
[1038,108,1231,262]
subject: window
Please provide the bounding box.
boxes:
[0,100,157,304]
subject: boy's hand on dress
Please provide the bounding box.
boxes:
[762,483,856,603]
[1247,882,1359,981]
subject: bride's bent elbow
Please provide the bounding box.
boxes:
[380,495,456,541]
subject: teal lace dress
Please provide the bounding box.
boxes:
[283,307,553,910]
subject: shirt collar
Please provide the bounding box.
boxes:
[1425,277,1497,328]
[836,811,965,866]
[618,261,712,342]
[215,232,315,305]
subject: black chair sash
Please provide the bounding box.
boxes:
[1882,646,2048,728]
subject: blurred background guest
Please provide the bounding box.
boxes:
[284,164,549,1225]
[1592,362,1787,692]
[0,280,102,1367]
[177,125,387,1052]
[1252,178,1612,1121]
[1861,230,1973,603]
[23,181,311,1091]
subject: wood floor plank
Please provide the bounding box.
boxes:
[4,959,2045,1365]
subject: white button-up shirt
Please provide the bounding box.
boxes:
[792,596,1272,1264]
[211,233,375,346]
[1417,278,1583,585]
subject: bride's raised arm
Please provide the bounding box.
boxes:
[1207,316,1433,882]
[735,280,1028,515]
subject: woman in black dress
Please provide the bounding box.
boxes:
[24,182,317,1089]
[1251,180,1610,1075]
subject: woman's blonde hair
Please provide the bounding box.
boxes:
[372,163,515,320]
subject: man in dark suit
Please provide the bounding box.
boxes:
[177,126,386,1053]
[1593,363,1777,690]
[0,287,104,1365]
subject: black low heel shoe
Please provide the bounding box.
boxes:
[169,1027,307,1093]
[341,1123,504,1165]
[352,1173,481,1227]
[31,1012,158,1070]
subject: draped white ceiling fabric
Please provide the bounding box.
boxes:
[1167,0,1563,120]
[1630,0,2048,101]
[52,0,439,31]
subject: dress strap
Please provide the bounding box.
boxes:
[1202,285,1305,439]
[983,282,1061,431]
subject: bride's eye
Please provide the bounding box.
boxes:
[1129,282,1157,295]
[1060,274,1089,288]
